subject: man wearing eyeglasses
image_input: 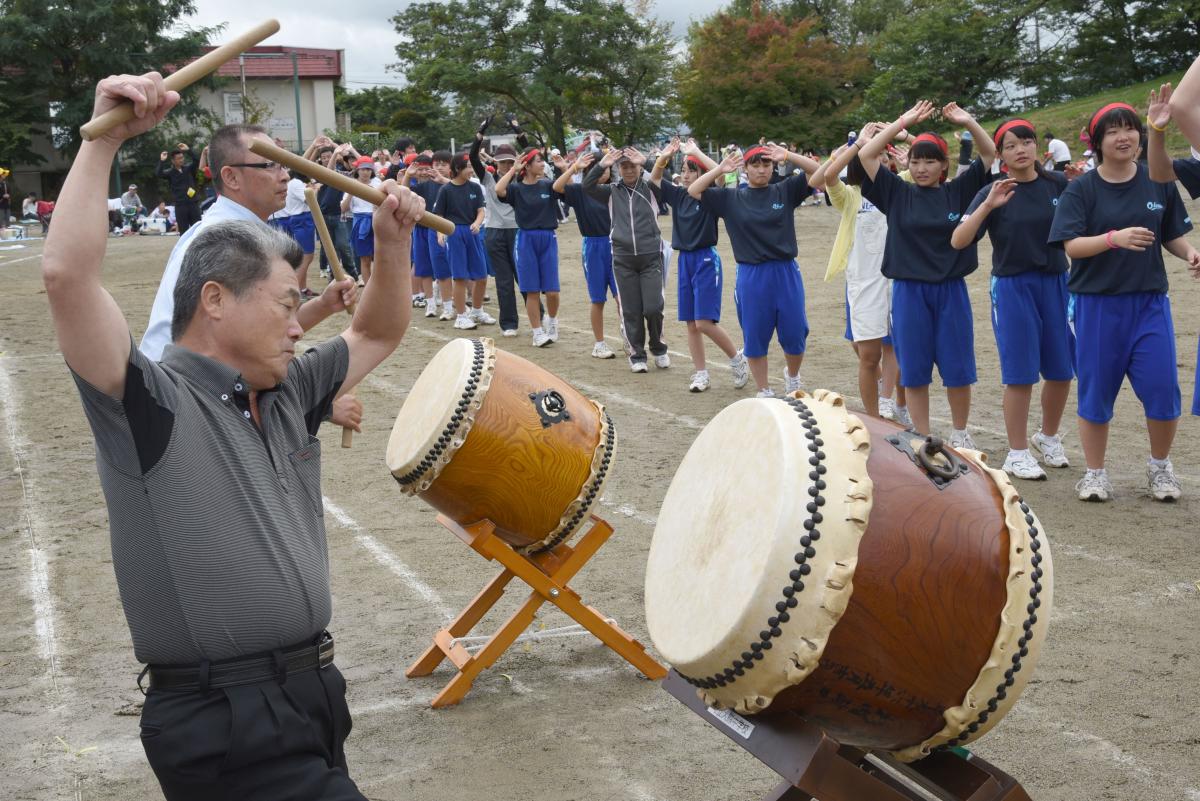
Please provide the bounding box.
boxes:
[141,125,363,432]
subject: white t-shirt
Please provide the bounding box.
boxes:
[282,178,309,216]
[344,177,382,214]
[1047,138,1071,163]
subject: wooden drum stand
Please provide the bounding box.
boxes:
[662,671,1033,801]
[406,514,667,707]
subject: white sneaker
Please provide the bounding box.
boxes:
[453,314,478,330]
[756,388,776,398]
[1030,430,1069,468]
[591,341,616,359]
[630,360,648,373]
[501,329,518,338]
[424,300,438,318]
[895,405,913,428]
[1076,470,1113,502]
[783,369,803,394]
[546,316,559,342]
[654,353,671,369]
[730,351,750,389]
[689,370,710,392]
[470,308,496,325]
[1148,460,1182,501]
[411,293,425,308]
[532,328,552,348]
[439,303,455,321]
[1003,450,1047,481]
[878,397,897,421]
[949,430,977,450]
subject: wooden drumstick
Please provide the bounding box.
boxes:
[303,186,357,448]
[80,20,281,142]
[249,139,456,236]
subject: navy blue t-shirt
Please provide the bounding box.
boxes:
[317,176,346,216]
[411,179,443,209]
[561,183,611,238]
[1048,164,1193,295]
[433,181,485,226]
[499,178,561,230]
[659,181,718,251]
[1173,158,1200,200]
[965,171,1069,277]
[862,158,988,282]
[697,174,808,264]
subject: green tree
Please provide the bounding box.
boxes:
[0,0,217,166]
[391,0,679,149]
[677,6,870,148]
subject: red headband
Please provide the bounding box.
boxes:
[993,119,1035,148]
[743,146,771,163]
[911,133,948,157]
[520,149,540,165]
[685,156,705,171]
[1089,103,1136,140]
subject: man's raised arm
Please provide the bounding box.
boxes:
[43,73,179,398]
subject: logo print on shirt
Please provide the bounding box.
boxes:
[540,193,550,200]
[1146,201,1164,212]
[771,202,785,210]
[1051,198,1059,206]
[948,212,961,222]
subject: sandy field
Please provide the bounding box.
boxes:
[2,195,1199,801]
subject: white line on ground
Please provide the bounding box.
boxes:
[0,254,43,267]
[599,498,658,527]
[323,496,454,621]
[0,355,63,688]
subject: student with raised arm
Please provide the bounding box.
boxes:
[1048,101,1200,503]
[809,122,908,424]
[1146,83,1200,200]
[551,150,619,359]
[855,100,997,444]
[495,147,562,347]
[434,152,494,330]
[650,137,750,392]
[43,71,424,799]
[950,118,1073,481]
[688,143,821,397]
[1169,54,1200,152]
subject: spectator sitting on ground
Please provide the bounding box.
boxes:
[121,184,144,215]
[21,192,38,222]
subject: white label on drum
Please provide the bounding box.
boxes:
[707,707,755,739]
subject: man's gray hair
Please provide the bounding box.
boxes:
[209,124,269,191]
[171,221,302,342]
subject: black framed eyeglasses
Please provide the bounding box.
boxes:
[226,161,287,172]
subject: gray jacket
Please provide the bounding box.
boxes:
[582,164,661,257]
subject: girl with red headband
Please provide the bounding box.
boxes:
[950,119,1073,481]
[496,147,563,347]
[650,137,751,392]
[687,143,822,396]
[1048,101,1200,502]
[855,100,997,444]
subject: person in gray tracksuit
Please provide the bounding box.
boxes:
[584,147,668,370]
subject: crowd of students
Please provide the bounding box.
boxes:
[211,76,1200,505]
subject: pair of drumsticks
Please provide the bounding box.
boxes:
[82,19,456,448]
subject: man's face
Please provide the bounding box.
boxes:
[618,160,640,185]
[223,133,289,220]
[219,258,304,389]
[171,153,185,168]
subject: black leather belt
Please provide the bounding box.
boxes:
[145,632,335,692]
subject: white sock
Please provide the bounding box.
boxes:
[546,315,557,325]
[1149,456,1170,469]
[533,327,545,334]
[1008,448,1031,459]
[785,370,799,380]
[1086,467,1107,477]
[952,428,969,438]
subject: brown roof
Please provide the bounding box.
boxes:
[195,45,343,80]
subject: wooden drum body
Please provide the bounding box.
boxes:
[387,338,615,553]
[644,390,1052,761]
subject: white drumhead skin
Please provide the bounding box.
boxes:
[387,338,478,477]
[645,399,803,666]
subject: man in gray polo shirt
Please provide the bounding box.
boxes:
[43,71,424,800]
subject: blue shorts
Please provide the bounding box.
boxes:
[891,278,976,388]
[990,271,1074,386]
[582,236,617,303]
[1073,292,1180,424]
[427,231,450,280]
[733,259,807,358]
[514,229,560,293]
[351,212,373,258]
[286,211,315,254]
[448,224,488,280]
[842,290,892,346]
[268,216,290,234]
[677,248,723,322]
[412,227,433,278]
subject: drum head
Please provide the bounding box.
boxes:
[645,398,806,666]
[387,338,488,479]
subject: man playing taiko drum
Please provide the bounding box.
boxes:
[42,71,425,800]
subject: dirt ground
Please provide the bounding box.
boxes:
[2,195,1199,801]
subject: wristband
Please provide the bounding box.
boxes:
[1147,117,1167,133]
[1105,230,1119,250]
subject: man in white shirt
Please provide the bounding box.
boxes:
[1044,132,1072,171]
[140,124,363,431]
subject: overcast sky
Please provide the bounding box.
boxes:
[182,0,726,88]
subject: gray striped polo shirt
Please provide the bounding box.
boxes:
[71,337,348,665]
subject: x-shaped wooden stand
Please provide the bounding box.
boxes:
[406,514,667,707]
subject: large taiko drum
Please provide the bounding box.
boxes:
[387,337,615,553]
[644,390,1052,761]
